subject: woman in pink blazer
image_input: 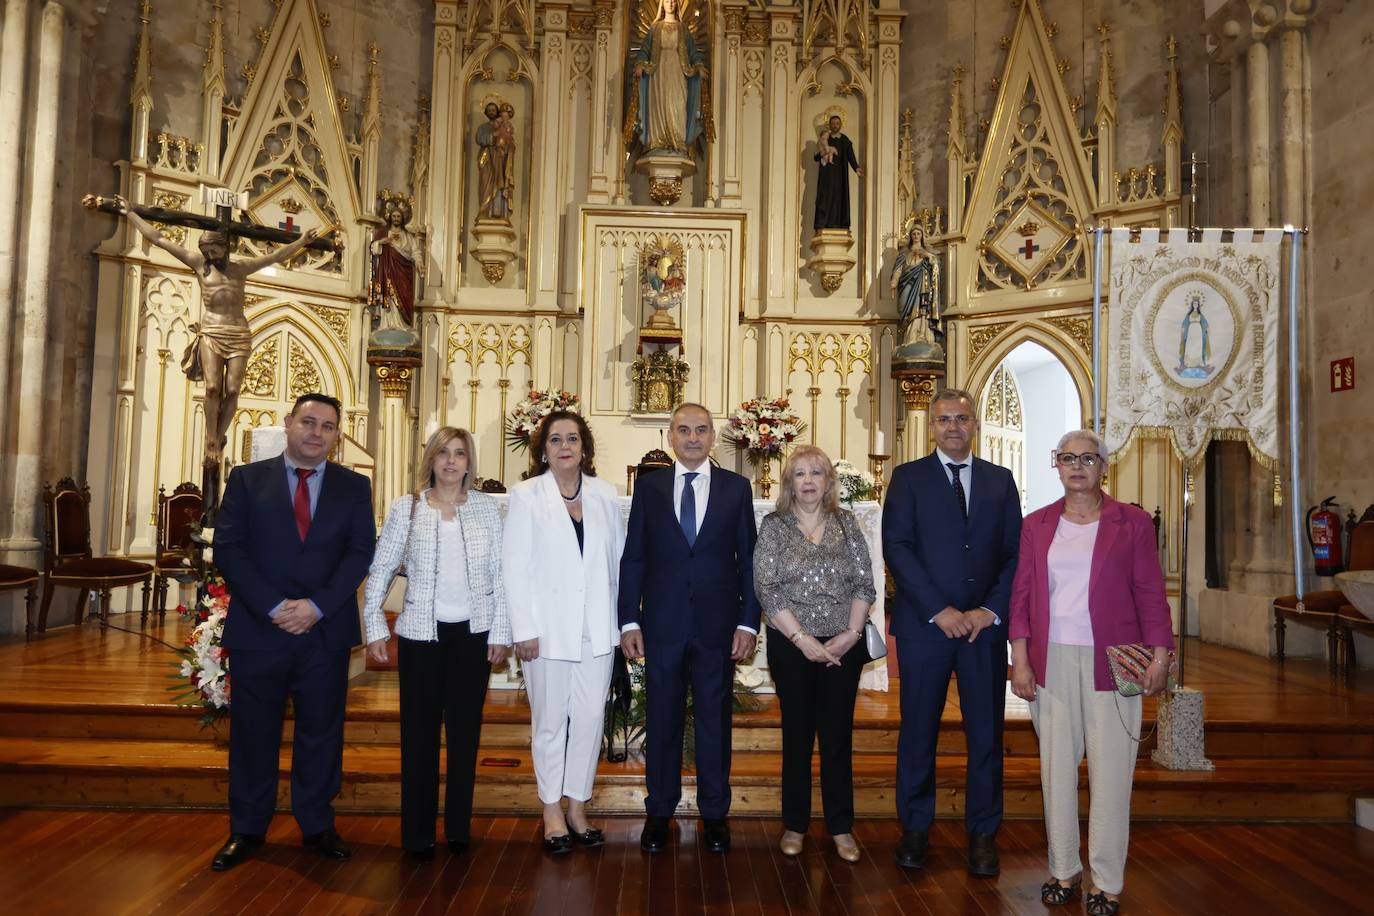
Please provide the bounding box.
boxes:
[1009,430,1174,916]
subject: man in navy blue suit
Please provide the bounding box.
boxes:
[209,393,376,871]
[882,388,1021,877]
[619,403,760,854]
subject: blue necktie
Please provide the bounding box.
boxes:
[947,463,968,518]
[680,472,699,547]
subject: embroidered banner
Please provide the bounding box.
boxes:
[1105,228,1282,469]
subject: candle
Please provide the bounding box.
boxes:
[874,429,886,455]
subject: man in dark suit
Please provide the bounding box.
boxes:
[619,403,760,854]
[209,393,376,871]
[882,388,1021,877]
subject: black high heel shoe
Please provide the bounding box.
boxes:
[570,826,605,847]
[543,833,573,855]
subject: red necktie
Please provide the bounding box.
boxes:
[294,467,314,540]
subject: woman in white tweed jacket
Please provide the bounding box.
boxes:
[362,426,511,862]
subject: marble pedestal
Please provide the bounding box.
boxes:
[806,228,857,292]
[1151,686,1215,771]
[634,151,696,206]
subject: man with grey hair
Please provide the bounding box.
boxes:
[882,387,1022,877]
[619,402,760,855]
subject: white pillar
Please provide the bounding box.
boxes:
[0,0,32,542]
[425,0,460,299]
[763,12,797,315]
[717,4,745,207]
[533,3,570,310]
[585,2,615,204]
[6,1,65,555]
[1245,38,1271,227]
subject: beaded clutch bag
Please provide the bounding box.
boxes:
[1105,643,1175,697]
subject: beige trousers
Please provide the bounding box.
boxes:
[1028,642,1141,895]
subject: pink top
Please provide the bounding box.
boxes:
[1047,517,1097,646]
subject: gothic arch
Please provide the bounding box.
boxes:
[963,320,1092,429]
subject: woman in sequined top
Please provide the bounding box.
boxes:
[754,445,877,864]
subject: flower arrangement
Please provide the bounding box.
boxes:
[722,396,806,464]
[604,657,761,765]
[505,388,581,451]
[834,459,877,503]
[170,575,230,726]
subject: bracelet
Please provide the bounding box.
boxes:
[790,631,805,644]
[847,628,863,638]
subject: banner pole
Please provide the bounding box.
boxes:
[1091,226,1105,433]
[1286,227,1307,608]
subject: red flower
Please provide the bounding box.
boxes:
[175,603,187,615]
[207,582,227,599]
[199,610,209,620]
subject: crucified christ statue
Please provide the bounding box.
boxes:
[113,194,321,466]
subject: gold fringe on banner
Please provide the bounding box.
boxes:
[1274,474,1283,508]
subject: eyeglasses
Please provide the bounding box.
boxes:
[1053,452,1102,468]
[933,414,974,427]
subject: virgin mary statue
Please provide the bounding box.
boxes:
[625,0,708,155]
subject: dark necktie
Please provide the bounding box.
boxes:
[947,463,968,518]
[680,471,699,547]
[294,467,315,540]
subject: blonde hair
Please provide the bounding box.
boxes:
[414,426,477,498]
[775,445,840,516]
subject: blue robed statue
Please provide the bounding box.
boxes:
[891,224,942,347]
[626,0,708,155]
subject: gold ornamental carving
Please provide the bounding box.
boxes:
[481,262,506,283]
[899,376,937,411]
[967,322,1012,363]
[307,303,350,347]
[287,338,322,399]
[631,347,690,413]
[242,337,279,397]
[648,178,683,206]
[152,192,191,245]
[374,362,414,399]
[820,272,843,292]
[1046,315,1092,356]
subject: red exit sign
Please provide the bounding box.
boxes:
[1331,357,1355,392]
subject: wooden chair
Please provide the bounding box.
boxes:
[38,478,153,632]
[1335,521,1374,674]
[152,482,203,619]
[1274,519,1374,671]
[0,564,40,636]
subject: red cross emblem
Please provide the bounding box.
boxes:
[1021,238,1040,260]
[278,215,296,232]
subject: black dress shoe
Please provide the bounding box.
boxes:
[406,845,435,863]
[543,833,573,855]
[640,816,669,853]
[894,830,928,869]
[570,826,605,847]
[447,838,470,855]
[703,818,730,853]
[967,832,999,877]
[211,833,264,871]
[302,828,353,861]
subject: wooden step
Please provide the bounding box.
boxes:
[2,737,1369,822]
[5,695,1371,760]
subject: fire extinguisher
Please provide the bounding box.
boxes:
[1307,496,1345,576]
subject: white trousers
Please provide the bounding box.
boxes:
[523,638,614,804]
[1028,642,1141,896]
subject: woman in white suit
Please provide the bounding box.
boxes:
[503,410,625,855]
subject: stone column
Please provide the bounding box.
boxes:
[0,0,32,543]
[717,3,745,207]
[5,1,65,557]
[894,373,938,462]
[762,11,797,315]
[369,360,419,515]
[1245,37,1271,227]
[1229,49,1248,224]
[426,0,460,298]
[1277,26,1305,225]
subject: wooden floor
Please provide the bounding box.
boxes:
[1,617,1373,821]
[1,809,1371,915]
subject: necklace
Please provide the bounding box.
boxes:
[558,475,583,502]
[796,511,826,543]
[1064,494,1103,519]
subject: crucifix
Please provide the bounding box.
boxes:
[83,189,342,518]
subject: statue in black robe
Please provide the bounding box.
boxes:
[813,115,863,230]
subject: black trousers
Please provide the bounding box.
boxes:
[397,622,491,850]
[766,629,865,835]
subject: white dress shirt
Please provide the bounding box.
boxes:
[433,515,472,623]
